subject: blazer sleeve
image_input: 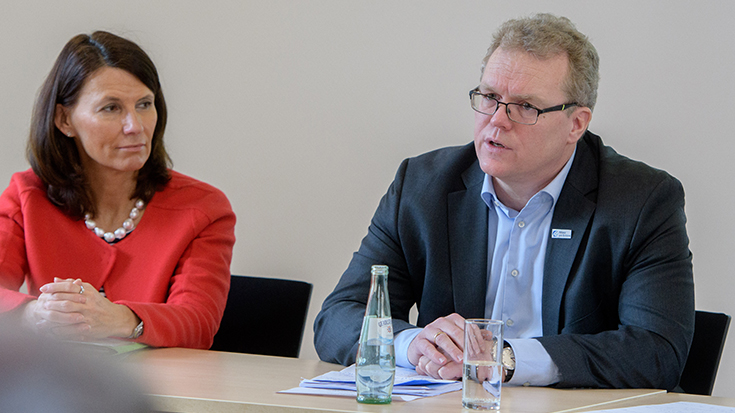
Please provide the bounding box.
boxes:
[116,188,236,349]
[314,159,420,365]
[0,177,33,313]
[538,173,695,390]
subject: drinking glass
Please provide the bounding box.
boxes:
[462,319,504,410]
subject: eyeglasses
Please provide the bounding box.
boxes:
[469,87,577,125]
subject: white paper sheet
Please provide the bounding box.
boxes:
[581,401,735,413]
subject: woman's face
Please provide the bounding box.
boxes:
[55,67,157,177]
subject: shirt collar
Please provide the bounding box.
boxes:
[481,147,577,211]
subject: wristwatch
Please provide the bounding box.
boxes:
[502,341,515,383]
[128,320,144,339]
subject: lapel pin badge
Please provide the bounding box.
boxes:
[551,229,572,239]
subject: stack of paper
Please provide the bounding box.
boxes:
[279,364,461,402]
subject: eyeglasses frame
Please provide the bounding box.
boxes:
[469,87,578,125]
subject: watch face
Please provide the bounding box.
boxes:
[503,347,515,370]
[132,321,144,338]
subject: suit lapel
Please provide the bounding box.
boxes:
[542,134,599,335]
[448,161,488,318]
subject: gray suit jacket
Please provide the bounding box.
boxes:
[314,131,694,390]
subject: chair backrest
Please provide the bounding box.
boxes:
[210,275,313,358]
[677,310,731,395]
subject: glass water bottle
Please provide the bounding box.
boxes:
[355,265,396,404]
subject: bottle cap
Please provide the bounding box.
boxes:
[371,265,389,275]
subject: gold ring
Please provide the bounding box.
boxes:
[432,330,444,343]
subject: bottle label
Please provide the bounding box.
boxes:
[365,317,393,345]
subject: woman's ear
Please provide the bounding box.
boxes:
[54,104,74,137]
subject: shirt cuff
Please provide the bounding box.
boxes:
[505,338,561,386]
[394,327,422,368]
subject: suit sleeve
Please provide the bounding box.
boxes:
[538,174,695,390]
[314,159,420,365]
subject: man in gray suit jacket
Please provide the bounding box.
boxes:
[314,14,694,390]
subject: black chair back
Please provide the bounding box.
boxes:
[210,275,313,358]
[677,310,731,395]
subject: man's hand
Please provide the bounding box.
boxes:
[407,313,466,380]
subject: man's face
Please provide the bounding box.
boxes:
[474,47,588,193]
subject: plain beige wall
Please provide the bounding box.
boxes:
[2,0,733,396]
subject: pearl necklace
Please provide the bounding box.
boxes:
[84,199,145,243]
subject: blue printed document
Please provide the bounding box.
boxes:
[279,364,461,401]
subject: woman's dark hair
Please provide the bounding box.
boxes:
[27,31,171,219]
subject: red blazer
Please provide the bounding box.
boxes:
[0,169,236,349]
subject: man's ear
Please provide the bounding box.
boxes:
[54,104,74,137]
[568,106,592,144]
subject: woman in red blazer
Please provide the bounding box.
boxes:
[0,31,236,349]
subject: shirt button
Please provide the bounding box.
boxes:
[518,221,525,228]
[511,269,519,277]
[506,319,514,326]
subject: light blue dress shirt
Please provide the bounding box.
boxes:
[394,150,575,387]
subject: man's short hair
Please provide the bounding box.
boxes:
[482,13,600,111]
